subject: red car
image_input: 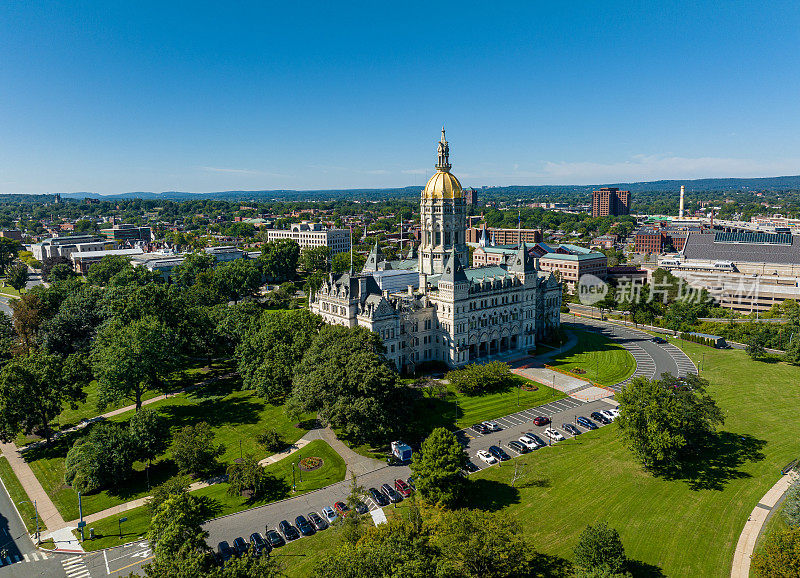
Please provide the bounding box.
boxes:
[333,501,351,517]
[533,416,550,426]
[394,478,412,498]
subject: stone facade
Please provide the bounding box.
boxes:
[310,132,562,372]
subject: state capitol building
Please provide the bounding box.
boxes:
[310,130,562,373]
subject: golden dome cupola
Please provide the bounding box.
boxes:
[423,127,463,200]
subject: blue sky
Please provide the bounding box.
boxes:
[2,1,800,194]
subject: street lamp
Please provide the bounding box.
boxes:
[118,516,128,539]
[18,500,39,544]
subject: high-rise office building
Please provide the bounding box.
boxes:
[592,187,630,217]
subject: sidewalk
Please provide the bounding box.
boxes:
[730,471,799,577]
[317,426,386,478]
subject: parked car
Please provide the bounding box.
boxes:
[591,411,611,425]
[394,478,412,497]
[518,436,539,451]
[232,537,249,557]
[562,423,581,436]
[507,440,529,454]
[488,445,511,461]
[334,501,351,517]
[308,511,328,531]
[369,487,390,507]
[264,529,285,548]
[321,506,338,524]
[278,520,300,541]
[600,409,616,422]
[249,533,269,556]
[295,515,315,536]
[651,336,667,344]
[477,450,498,465]
[463,461,479,473]
[406,476,416,490]
[216,541,234,564]
[524,433,547,448]
[354,501,369,515]
[471,423,490,434]
[533,416,550,426]
[576,416,598,430]
[544,428,565,442]
[482,421,502,432]
[381,483,403,503]
[607,408,620,418]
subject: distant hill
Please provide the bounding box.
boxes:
[44,174,800,202]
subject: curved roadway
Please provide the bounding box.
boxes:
[83,316,699,578]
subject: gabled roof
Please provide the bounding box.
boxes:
[440,249,468,283]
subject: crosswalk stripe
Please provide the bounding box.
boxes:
[40,552,48,560]
[23,554,29,562]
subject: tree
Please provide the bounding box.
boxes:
[147,474,193,515]
[746,333,768,360]
[48,262,77,283]
[92,315,177,410]
[172,251,217,288]
[751,527,800,578]
[411,428,467,508]
[259,239,299,282]
[0,237,21,274]
[41,255,73,282]
[301,246,331,273]
[226,454,271,498]
[331,251,365,274]
[7,262,28,292]
[572,522,629,577]
[0,352,90,445]
[148,492,214,564]
[445,361,513,396]
[214,259,262,303]
[235,309,323,402]
[171,422,225,477]
[616,373,724,468]
[785,335,800,366]
[64,422,137,493]
[287,325,409,445]
[206,551,284,578]
[129,407,170,465]
[86,255,133,286]
[40,285,104,355]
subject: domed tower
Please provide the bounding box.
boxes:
[419,128,468,276]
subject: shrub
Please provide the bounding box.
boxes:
[257,428,285,452]
[445,361,513,396]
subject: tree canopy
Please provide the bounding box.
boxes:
[410,427,467,508]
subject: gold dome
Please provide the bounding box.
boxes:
[423,170,463,199]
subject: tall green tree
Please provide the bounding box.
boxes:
[7,262,28,292]
[0,237,21,274]
[616,373,724,468]
[301,246,331,273]
[236,309,323,402]
[259,239,299,282]
[572,522,629,577]
[0,352,90,444]
[92,315,177,410]
[331,251,365,274]
[129,407,170,465]
[287,325,408,445]
[171,422,225,476]
[214,259,262,303]
[148,492,215,565]
[411,428,467,508]
[86,255,133,286]
[64,422,137,493]
[172,251,217,288]
[40,285,104,355]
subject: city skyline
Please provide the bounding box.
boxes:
[2,2,800,194]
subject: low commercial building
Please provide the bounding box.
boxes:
[466,227,543,245]
[71,248,145,274]
[266,221,350,255]
[31,235,110,261]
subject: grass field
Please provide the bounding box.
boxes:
[26,380,312,521]
[0,456,46,533]
[78,440,346,552]
[264,341,800,577]
[547,327,636,386]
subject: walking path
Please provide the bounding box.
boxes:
[730,471,799,578]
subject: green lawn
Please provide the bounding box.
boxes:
[271,341,800,577]
[26,379,312,521]
[78,440,346,552]
[0,456,47,533]
[547,327,636,386]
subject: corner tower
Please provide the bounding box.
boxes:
[419,128,468,275]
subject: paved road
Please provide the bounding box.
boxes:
[9,315,697,577]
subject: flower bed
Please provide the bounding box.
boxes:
[298,456,323,472]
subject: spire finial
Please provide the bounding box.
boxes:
[436,126,451,172]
